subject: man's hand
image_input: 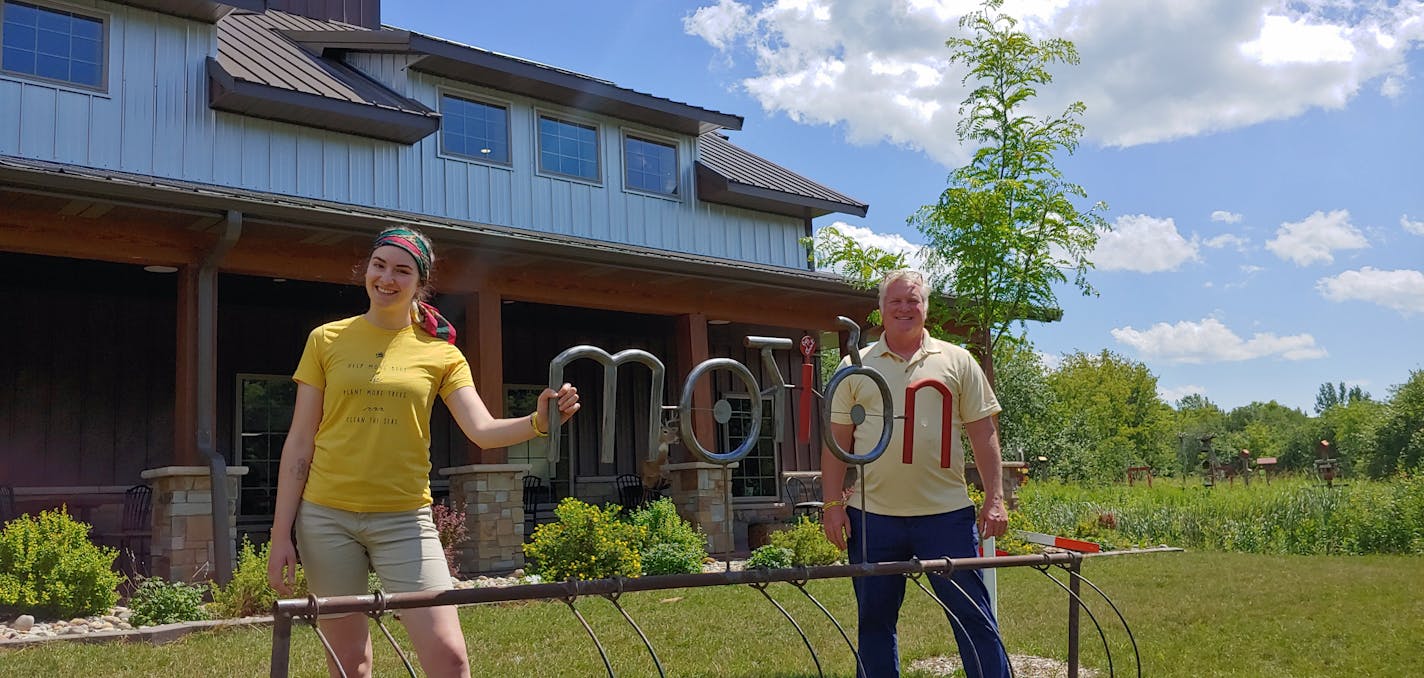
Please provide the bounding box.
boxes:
[977,496,1008,539]
[822,507,850,551]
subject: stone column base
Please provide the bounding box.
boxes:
[139,465,247,583]
[439,464,530,575]
[665,462,733,554]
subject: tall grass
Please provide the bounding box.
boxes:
[1017,473,1424,555]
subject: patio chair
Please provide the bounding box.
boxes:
[116,484,153,575]
[615,474,646,511]
[784,476,824,522]
[523,476,554,537]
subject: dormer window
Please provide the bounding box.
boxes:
[440,94,509,164]
[0,0,105,91]
[537,114,600,183]
[624,134,678,196]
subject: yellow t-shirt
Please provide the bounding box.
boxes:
[830,332,1000,516]
[293,316,474,512]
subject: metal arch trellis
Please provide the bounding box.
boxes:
[270,316,1179,677]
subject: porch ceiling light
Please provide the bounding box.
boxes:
[707,319,731,325]
[143,265,179,273]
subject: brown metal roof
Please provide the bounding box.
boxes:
[0,153,867,297]
[279,28,745,136]
[107,0,264,23]
[696,133,868,219]
[209,11,439,142]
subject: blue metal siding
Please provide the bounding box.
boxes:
[0,7,810,269]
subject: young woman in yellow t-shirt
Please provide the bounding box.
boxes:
[266,227,579,678]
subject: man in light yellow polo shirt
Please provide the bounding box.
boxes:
[822,269,1010,678]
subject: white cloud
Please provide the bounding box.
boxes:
[1317,267,1424,315]
[816,221,927,272]
[686,0,1424,164]
[1037,350,1063,371]
[1403,214,1424,236]
[1211,210,1244,224]
[1204,234,1250,251]
[1265,209,1369,266]
[1159,384,1207,403]
[1240,264,1264,274]
[1111,317,1327,363]
[1093,214,1199,272]
[683,0,754,51]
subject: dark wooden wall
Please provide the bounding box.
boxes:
[709,322,825,474]
[502,301,674,478]
[0,253,175,487]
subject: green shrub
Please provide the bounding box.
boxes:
[129,576,208,626]
[209,538,306,619]
[628,498,707,575]
[639,542,704,576]
[523,498,645,581]
[768,517,843,566]
[746,545,793,570]
[0,508,121,619]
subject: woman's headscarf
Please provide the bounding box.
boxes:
[373,227,456,344]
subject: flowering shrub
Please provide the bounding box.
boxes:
[0,508,121,619]
[745,545,793,570]
[432,501,469,576]
[768,516,843,566]
[523,499,645,581]
[629,498,706,575]
[639,542,704,576]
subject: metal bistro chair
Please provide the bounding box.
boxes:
[784,476,824,522]
[615,474,646,512]
[522,476,555,538]
[115,484,154,576]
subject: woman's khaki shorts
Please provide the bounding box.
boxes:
[295,500,452,613]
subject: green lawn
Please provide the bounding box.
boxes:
[2,551,1420,676]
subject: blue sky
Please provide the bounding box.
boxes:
[384,1,1424,413]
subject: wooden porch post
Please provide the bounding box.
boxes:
[673,313,712,464]
[467,290,506,463]
[173,265,199,466]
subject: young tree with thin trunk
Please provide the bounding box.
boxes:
[911,0,1107,384]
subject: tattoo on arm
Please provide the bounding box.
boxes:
[293,458,309,480]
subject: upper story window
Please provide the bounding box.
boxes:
[538,114,600,182]
[624,135,678,196]
[441,94,509,164]
[1,0,104,90]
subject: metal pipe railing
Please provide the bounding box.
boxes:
[270,547,1180,677]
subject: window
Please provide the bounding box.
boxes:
[236,375,296,520]
[440,94,509,163]
[721,394,778,499]
[538,114,599,181]
[624,135,678,196]
[1,1,104,90]
[505,385,575,499]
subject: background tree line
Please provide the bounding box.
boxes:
[992,344,1424,482]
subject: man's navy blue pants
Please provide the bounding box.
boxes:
[846,506,1010,678]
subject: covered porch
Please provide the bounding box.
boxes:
[0,164,876,577]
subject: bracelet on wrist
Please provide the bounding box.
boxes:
[530,410,548,438]
[822,500,846,509]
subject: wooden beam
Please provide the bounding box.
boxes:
[673,313,713,464]
[467,290,506,464]
[173,266,199,466]
[0,203,207,266]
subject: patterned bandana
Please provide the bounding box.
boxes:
[371,227,457,345]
